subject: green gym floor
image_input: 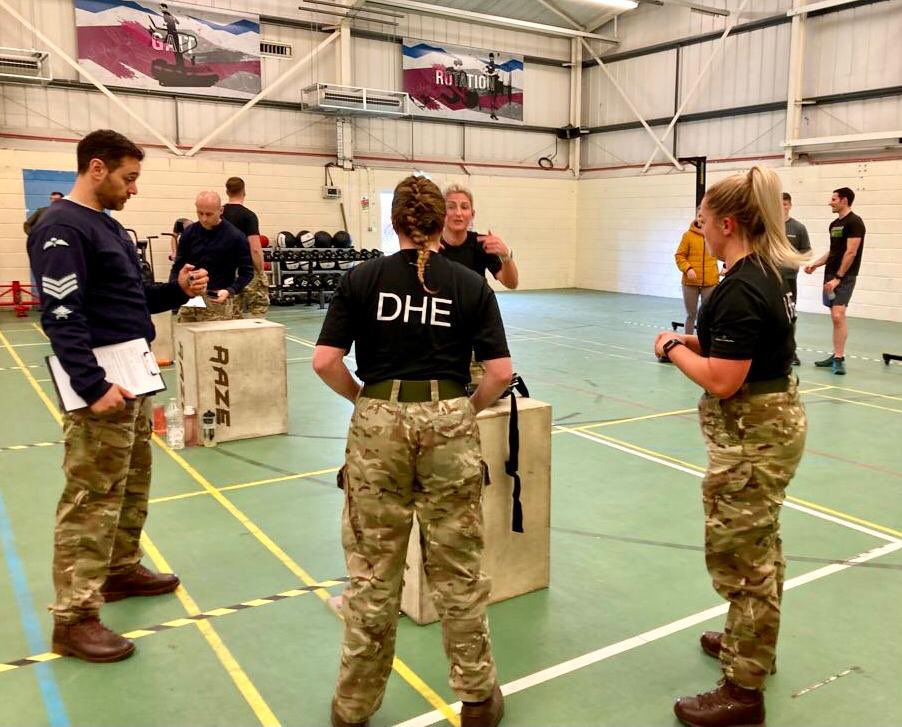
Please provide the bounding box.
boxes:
[1,290,900,727]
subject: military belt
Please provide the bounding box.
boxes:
[360,379,466,403]
[738,376,794,397]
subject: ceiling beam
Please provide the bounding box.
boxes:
[536,0,586,30]
[366,0,621,42]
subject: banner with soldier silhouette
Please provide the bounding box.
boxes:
[402,39,524,124]
[74,0,261,97]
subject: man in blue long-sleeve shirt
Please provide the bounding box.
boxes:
[27,129,209,663]
[170,190,254,322]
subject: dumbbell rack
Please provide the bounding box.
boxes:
[265,247,382,309]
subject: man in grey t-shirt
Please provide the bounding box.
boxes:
[782,192,811,365]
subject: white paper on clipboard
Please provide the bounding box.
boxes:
[47,338,166,412]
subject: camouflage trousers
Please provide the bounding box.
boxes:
[177,297,234,323]
[699,379,807,690]
[53,396,153,623]
[233,271,269,318]
[334,392,496,724]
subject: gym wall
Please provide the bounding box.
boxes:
[576,158,902,323]
[0,148,577,291]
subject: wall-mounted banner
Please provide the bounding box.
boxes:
[74,0,261,97]
[402,39,524,123]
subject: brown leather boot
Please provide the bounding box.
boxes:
[101,564,180,602]
[461,683,504,727]
[330,699,368,727]
[674,679,764,727]
[52,617,135,663]
[699,631,776,674]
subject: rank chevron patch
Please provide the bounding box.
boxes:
[41,273,78,300]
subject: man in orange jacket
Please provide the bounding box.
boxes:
[674,208,719,334]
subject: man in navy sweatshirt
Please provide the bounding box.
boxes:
[27,129,209,663]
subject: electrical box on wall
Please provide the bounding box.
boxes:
[322,185,342,199]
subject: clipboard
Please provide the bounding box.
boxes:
[47,338,167,412]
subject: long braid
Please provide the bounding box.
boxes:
[391,175,445,294]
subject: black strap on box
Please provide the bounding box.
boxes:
[499,374,529,533]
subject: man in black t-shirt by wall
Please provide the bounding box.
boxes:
[782,192,811,366]
[170,191,253,322]
[222,176,268,318]
[804,186,865,375]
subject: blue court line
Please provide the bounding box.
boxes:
[0,492,70,727]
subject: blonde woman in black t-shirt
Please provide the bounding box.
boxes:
[654,166,809,727]
[314,176,511,727]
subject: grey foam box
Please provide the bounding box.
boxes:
[175,319,288,442]
[401,397,552,625]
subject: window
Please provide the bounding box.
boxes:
[379,191,399,254]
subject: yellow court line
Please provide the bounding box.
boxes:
[785,495,902,539]
[149,467,341,505]
[568,387,832,435]
[285,335,316,349]
[152,436,461,726]
[571,427,902,541]
[577,408,697,431]
[141,534,280,727]
[806,391,902,415]
[828,384,902,403]
[0,329,279,727]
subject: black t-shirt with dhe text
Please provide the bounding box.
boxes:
[697,255,794,384]
[222,203,260,238]
[317,249,509,384]
[826,211,865,277]
[439,231,502,280]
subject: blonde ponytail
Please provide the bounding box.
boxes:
[391,176,445,293]
[705,166,809,278]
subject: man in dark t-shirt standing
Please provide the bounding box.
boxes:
[804,186,865,375]
[222,176,268,318]
[781,192,811,366]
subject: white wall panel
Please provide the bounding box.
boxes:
[581,51,676,127]
[352,36,402,92]
[592,0,792,55]
[581,126,670,169]
[798,97,902,139]
[576,158,902,323]
[803,1,902,97]
[463,127,560,166]
[679,24,789,114]
[523,63,570,128]
[677,110,785,160]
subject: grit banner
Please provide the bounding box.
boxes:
[75,0,261,97]
[402,39,524,123]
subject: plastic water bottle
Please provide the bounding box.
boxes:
[165,398,184,450]
[202,409,217,448]
[183,406,198,447]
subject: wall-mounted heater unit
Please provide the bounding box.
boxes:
[301,84,410,116]
[0,47,52,84]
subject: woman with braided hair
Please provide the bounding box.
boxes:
[314,175,511,727]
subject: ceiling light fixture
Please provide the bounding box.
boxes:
[585,0,639,9]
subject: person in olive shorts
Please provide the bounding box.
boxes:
[314,175,511,727]
[655,166,808,727]
[803,186,865,375]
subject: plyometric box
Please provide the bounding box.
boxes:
[401,397,552,624]
[175,319,288,442]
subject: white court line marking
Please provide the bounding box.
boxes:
[559,426,899,544]
[7,342,51,347]
[285,335,315,349]
[393,538,902,727]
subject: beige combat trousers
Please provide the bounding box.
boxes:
[333,390,497,723]
[53,396,153,623]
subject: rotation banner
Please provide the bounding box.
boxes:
[402,39,524,124]
[74,0,261,97]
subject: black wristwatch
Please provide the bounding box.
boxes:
[662,338,685,356]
